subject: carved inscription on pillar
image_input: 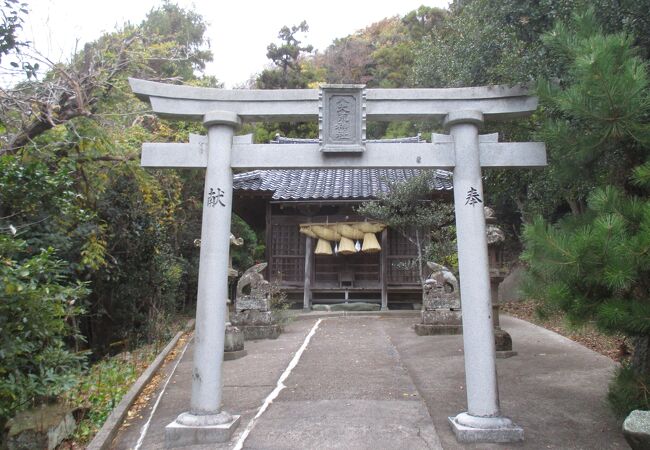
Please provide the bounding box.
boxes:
[319,84,366,153]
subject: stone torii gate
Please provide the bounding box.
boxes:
[129,79,546,446]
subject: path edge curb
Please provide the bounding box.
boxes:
[87,319,195,450]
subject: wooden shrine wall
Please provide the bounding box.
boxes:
[269,221,306,285]
[268,210,420,288]
[387,228,421,284]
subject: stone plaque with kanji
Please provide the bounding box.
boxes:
[319,84,366,153]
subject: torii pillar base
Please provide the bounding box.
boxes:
[448,413,523,443]
[165,413,241,448]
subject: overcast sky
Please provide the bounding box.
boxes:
[23,0,450,88]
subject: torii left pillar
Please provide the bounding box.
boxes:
[165,111,241,447]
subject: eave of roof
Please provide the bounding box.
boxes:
[232,135,453,201]
[233,168,452,200]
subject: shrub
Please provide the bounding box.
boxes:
[608,365,650,418]
[0,235,87,428]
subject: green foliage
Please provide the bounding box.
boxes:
[0,154,103,292]
[410,0,650,224]
[230,214,259,273]
[65,345,158,443]
[259,7,445,140]
[413,6,514,87]
[315,11,444,88]
[89,168,188,348]
[314,7,446,88]
[243,121,318,142]
[591,0,650,61]
[257,21,315,89]
[253,22,319,140]
[410,1,575,232]
[0,2,216,361]
[608,364,650,418]
[358,171,448,231]
[0,235,87,424]
[535,12,650,213]
[141,0,213,79]
[358,171,456,281]
[402,6,447,42]
[521,10,650,415]
[0,0,34,79]
[412,0,581,88]
[522,187,650,333]
[0,0,25,54]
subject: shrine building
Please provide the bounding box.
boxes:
[233,135,453,310]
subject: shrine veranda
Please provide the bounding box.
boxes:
[130,79,546,446]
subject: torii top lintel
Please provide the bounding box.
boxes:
[128,78,538,123]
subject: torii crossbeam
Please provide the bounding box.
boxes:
[130,78,546,446]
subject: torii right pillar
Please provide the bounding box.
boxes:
[446,110,524,443]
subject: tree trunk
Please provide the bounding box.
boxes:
[415,228,425,285]
[632,335,650,376]
[566,197,586,216]
[514,197,529,225]
[0,416,8,450]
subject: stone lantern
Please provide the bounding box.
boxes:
[485,207,516,358]
[224,234,246,360]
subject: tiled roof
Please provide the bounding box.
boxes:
[232,136,453,200]
[233,169,453,201]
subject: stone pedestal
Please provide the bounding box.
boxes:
[415,310,463,335]
[448,413,524,443]
[165,413,241,448]
[223,325,247,360]
[231,310,282,340]
[415,264,463,336]
[240,324,282,340]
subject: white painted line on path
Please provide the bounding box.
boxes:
[233,318,323,450]
[134,336,191,450]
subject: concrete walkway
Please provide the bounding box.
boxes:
[110,315,628,449]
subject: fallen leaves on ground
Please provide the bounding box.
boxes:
[501,300,631,363]
[119,332,192,431]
